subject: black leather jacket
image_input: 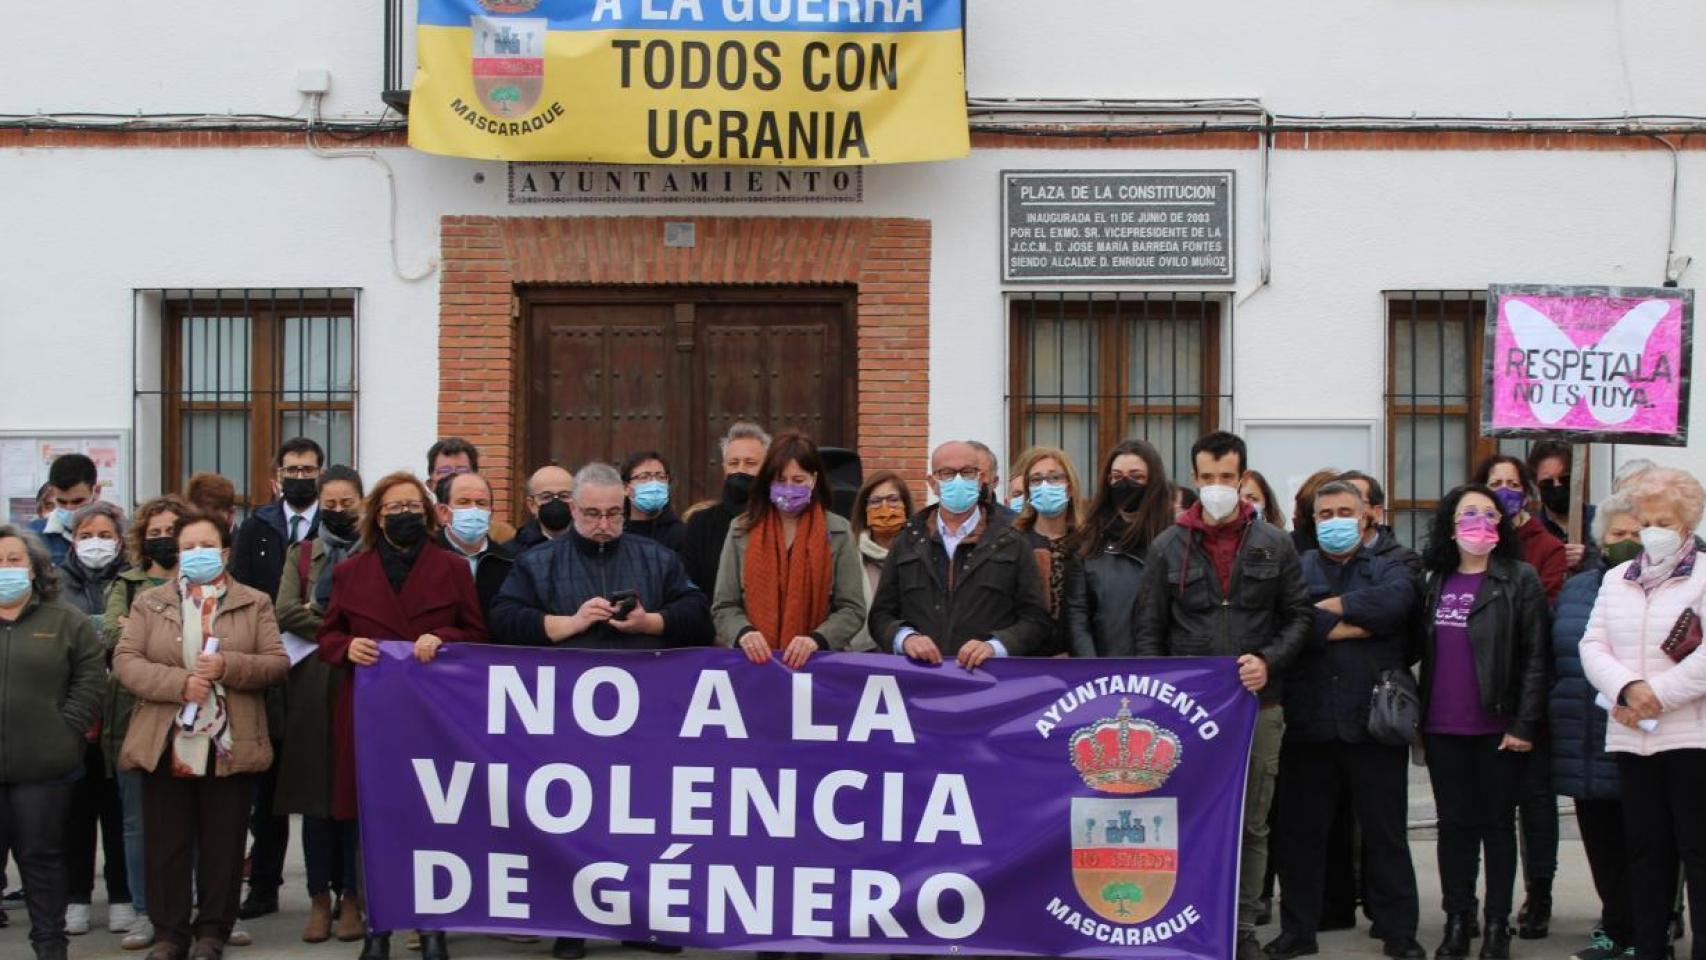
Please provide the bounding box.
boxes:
[1418,557,1551,742]
[1064,542,1145,658]
[1133,515,1311,704]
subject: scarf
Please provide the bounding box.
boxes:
[742,505,833,650]
[376,537,422,595]
[857,531,890,609]
[171,577,231,777]
[312,528,361,610]
[1637,540,1697,593]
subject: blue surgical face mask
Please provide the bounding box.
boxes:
[0,568,30,604]
[1029,482,1070,518]
[1316,516,1363,555]
[179,547,225,585]
[938,475,981,514]
[632,481,670,515]
[450,507,492,544]
[52,507,75,530]
[1009,494,1027,513]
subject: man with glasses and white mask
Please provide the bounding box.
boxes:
[492,462,713,653]
[867,440,1053,670]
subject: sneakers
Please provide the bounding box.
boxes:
[110,902,139,933]
[1572,930,1623,960]
[228,923,253,947]
[121,916,156,950]
[66,903,92,935]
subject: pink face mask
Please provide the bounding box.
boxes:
[1455,513,1500,556]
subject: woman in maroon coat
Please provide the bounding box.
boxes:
[317,471,485,960]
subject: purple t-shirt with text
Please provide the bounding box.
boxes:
[1425,570,1506,736]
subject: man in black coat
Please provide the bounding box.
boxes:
[434,471,517,630]
[492,463,713,651]
[512,465,575,553]
[867,441,1053,667]
[1268,480,1425,960]
[620,450,688,553]
[1133,432,1311,960]
[228,436,324,921]
[680,422,768,591]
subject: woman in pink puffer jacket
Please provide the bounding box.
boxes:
[1580,466,1706,960]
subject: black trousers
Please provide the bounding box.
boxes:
[302,815,358,898]
[1618,750,1706,960]
[66,741,130,904]
[1277,740,1418,940]
[0,779,75,950]
[1424,733,1524,919]
[1576,796,1635,947]
[1516,729,1558,886]
[246,742,289,896]
[143,766,255,948]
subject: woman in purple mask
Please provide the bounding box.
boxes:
[1474,455,1568,605]
[712,431,867,675]
[1416,484,1550,960]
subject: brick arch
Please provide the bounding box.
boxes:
[437,215,929,519]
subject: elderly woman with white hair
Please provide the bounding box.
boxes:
[1580,466,1706,960]
[58,499,142,936]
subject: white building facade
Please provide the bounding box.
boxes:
[3,0,1703,542]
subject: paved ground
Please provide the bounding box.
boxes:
[0,778,1642,960]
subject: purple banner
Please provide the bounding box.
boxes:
[355,644,1257,958]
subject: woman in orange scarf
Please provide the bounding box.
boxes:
[712,431,868,668]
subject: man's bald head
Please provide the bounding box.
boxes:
[525,465,573,519]
[931,441,977,474]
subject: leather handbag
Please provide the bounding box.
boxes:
[1367,667,1422,747]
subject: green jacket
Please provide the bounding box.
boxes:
[1,596,106,783]
[102,568,169,776]
[710,510,869,650]
[273,540,343,817]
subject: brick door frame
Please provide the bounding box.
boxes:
[437,215,930,519]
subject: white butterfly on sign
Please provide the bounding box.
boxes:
[1503,299,1670,425]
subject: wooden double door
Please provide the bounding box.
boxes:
[523,286,857,505]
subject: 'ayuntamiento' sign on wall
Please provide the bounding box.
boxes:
[408,0,970,165]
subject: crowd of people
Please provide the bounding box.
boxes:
[0,425,1702,960]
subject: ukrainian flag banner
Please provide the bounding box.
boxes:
[408,0,969,165]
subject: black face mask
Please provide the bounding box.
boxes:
[141,536,179,570]
[1109,480,1148,512]
[280,477,319,509]
[538,499,572,533]
[382,512,427,548]
[320,510,359,542]
[722,472,756,507]
[1540,482,1571,516]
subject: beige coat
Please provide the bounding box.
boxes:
[112,580,289,775]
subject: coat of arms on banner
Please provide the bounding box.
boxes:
[470,16,545,115]
[1068,699,1183,924]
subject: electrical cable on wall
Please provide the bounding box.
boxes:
[303,93,437,283]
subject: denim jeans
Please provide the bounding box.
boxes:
[114,769,148,915]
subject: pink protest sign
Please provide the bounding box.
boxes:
[1483,284,1694,447]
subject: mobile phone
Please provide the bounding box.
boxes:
[607,590,638,619]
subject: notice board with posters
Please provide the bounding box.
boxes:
[407,0,970,164]
[0,431,131,525]
[1482,284,1693,446]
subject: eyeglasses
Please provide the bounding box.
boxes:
[629,471,669,484]
[576,507,625,522]
[867,494,904,508]
[380,501,426,515]
[279,466,321,479]
[1108,470,1146,484]
[932,466,981,482]
[1456,508,1500,523]
[531,491,572,504]
[1028,472,1067,486]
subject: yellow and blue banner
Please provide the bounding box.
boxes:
[408,0,969,165]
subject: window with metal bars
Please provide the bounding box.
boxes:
[1385,290,1537,547]
[133,289,359,512]
[1007,292,1224,489]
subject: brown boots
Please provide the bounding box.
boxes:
[335,893,366,943]
[304,893,334,943]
